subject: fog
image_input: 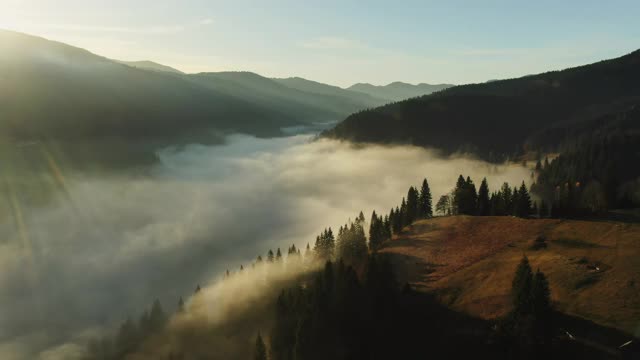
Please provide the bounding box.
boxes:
[0,134,531,359]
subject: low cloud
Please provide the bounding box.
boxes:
[0,135,531,359]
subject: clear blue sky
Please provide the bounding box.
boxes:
[2,0,638,86]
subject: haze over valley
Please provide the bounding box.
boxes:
[1,3,639,359]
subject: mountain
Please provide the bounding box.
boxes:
[326,49,640,160]
[274,77,388,107]
[0,30,381,167]
[347,81,454,102]
[116,60,184,74]
[0,30,299,143]
[188,72,388,125]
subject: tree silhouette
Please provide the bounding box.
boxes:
[418,178,433,218]
[254,332,267,360]
[477,178,490,216]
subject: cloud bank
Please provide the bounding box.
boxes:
[0,135,531,359]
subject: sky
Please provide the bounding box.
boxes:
[1,0,639,88]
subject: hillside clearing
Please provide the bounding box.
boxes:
[379,215,640,335]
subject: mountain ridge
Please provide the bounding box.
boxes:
[325,48,640,160]
[347,82,454,101]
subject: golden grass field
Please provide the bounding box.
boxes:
[379,216,640,336]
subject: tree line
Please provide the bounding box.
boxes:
[435,175,533,218]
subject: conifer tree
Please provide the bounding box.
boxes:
[304,243,311,261]
[267,249,275,262]
[512,256,533,314]
[276,248,282,262]
[406,186,419,224]
[531,269,551,318]
[477,178,490,216]
[500,182,513,215]
[254,333,267,360]
[383,214,391,239]
[516,181,532,218]
[369,210,382,250]
[418,178,433,218]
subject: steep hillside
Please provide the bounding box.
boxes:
[380,216,640,335]
[326,50,640,160]
[0,30,297,144]
[348,82,453,102]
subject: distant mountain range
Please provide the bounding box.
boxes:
[347,82,453,102]
[1,30,431,167]
[0,30,392,141]
[325,49,640,161]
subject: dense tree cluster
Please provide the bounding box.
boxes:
[529,104,640,216]
[263,254,570,360]
[387,178,434,234]
[335,213,368,266]
[313,228,335,261]
[86,299,168,359]
[531,137,640,217]
[368,210,390,250]
[267,257,399,360]
[436,175,533,218]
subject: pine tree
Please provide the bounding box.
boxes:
[477,178,490,216]
[500,182,513,215]
[254,333,267,360]
[453,175,478,215]
[177,297,185,313]
[304,243,311,261]
[406,186,419,224]
[383,214,391,239]
[512,255,533,314]
[267,249,275,262]
[418,178,433,218]
[531,269,551,318]
[369,210,382,250]
[517,181,532,218]
[466,176,478,213]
